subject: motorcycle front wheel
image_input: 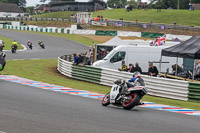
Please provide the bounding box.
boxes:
[102,92,110,106]
[122,93,140,110]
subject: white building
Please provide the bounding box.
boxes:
[0,3,25,17]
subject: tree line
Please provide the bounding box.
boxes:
[108,0,200,9]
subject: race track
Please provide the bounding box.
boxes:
[0,29,199,133]
[0,29,89,60]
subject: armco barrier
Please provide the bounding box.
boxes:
[58,56,189,101]
[188,82,200,102]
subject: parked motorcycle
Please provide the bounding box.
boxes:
[102,76,147,110]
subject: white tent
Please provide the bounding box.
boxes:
[97,36,129,46]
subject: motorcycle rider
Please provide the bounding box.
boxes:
[119,72,145,105]
[27,40,32,47]
[128,72,145,86]
[0,52,6,71]
[11,40,18,52]
[0,39,5,52]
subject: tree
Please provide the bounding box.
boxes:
[40,0,75,2]
[0,0,26,9]
[148,0,192,9]
[107,0,127,8]
[25,6,35,15]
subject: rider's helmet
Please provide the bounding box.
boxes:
[133,71,141,78]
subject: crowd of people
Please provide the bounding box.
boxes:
[73,49,92,66]
[118,60,158,77]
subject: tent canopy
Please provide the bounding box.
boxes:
[162,36,200,59]
[97,36,129,46]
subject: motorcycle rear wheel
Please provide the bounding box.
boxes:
[102,92,110,106]
[122,93,140,110]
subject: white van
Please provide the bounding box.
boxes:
[93,45,183,73]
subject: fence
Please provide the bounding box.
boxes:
[1,16,200,33]
[188,82,200,102]
[58,55,191,101]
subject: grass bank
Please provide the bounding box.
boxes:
[24,21,75,28]
[93,9,200,26]
[31,9,200,26]
[1,59,200,110]
[0,35,23,50]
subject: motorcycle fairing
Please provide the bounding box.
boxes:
[110,84,120,103]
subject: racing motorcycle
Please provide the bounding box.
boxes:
[0,52,6,71]
[11,45,17,53]
[27,42,33,50]
[38,42,45,49]
[102,74,147,110]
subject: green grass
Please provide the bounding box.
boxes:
[31,11,79,18]
[1,59,109,94]
[93,9,200,26]
[0,35,23,50]
[1,59,200,110]
[31,9,200,26]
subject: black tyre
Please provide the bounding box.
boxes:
[102,93,110,106]
[122,93,140,110]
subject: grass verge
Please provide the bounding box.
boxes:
[1,59,200,110]
[0,35,23,50]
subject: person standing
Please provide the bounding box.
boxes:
[148,62,158,76]
[127,63,134,73]
[133,62,142,74]
[118,60,127,71]
[195,60,200,79]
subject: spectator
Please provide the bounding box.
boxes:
[127,63,134,73]
[118,60,127,71]
[148,62,158,76]
[195,60,200,79]
[85,49,91,65]
[77,53,83,65]
[172,64,183,74]
[73,53,78,65]
[133,62,142,74]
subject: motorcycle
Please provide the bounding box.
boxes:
[0,52,6,71]
[38,42,45,49]
[102,79,147,110]
[11,45,17,53]
[27,42,33,50]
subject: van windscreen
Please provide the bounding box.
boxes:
[104,50,116,60]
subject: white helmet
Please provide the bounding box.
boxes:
[133,71,141,78]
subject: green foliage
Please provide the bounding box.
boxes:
[107,0,128,8]
[0,0,26,8]
[149,0,190,9]
[25,6,35,15]
[40,0,75,2]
